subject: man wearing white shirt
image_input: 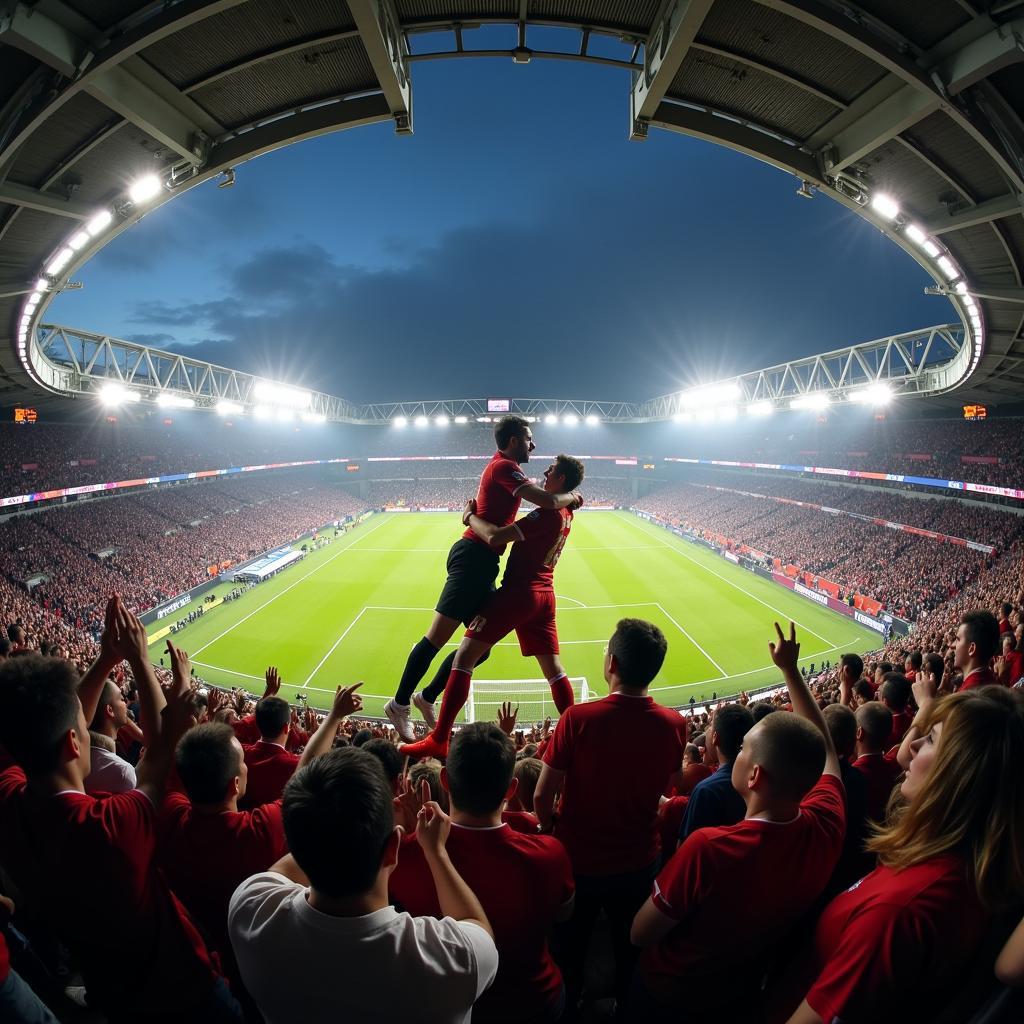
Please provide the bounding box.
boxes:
[230,734,498,1024]
[86,679,136,794]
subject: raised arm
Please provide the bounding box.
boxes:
[533,762,564,833]
[769,622,840,778]
[467,512,521,548]
[135,657,196,805]
[895,670,937,770]
[517,482,581,510]
[77,596,124,724]
[298,683,363,769]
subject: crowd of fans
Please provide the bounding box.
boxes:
[634,483,1017,620]
[367,479,634,509]
[0,596,1022,1023]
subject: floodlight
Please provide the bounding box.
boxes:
[476,416,492,423]
[128,175,162,204]
[98,384,140,406]
[955,280,968,294]
[695,409,716,425]
[436,414,450,426]
[253,380,312,409]
[414,415,429,428]
[454,415,468,424]
[672,411,693,424]
[35,278,48,291]
[790,393,830,411]
[747,401,774,417]
[848,383,892,405]
[923,239,940,258]
[252,404,274,420]
[936,256,957,280]
[563,413,578,426]
[45,248,74,276]
[904,223,926,245]
[585,414,600,426]
[156,394,195,409]
[28,291,42,305]
[275,408,294,423]
[302,412,326,424]
[545,414,559,425]
[86,210,113,236]
[68,230,90,251]
[393,415,408,428]
[216,401,243,416]
[717,405,738,422]
[870,193,900,220]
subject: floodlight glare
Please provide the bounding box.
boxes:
[672,411,693,424]
[98,384,140,406]
[790,393,830,411]
[252,404,274,420]
[680,382,742,410]
[414,415,429,428]
[45,248,74,276]
[747,401,774,417]
[35,278,48,291]
[128,175,162,204]
[301,412,326,424]
[936,256,958,280]
[275,408,294,423]
[436,414,450,426]
[454,415,468,424]
[393,415,408,428]
[545,414,559,425]
[955,280,968,294]
[253,380,312,409]
[904,223,926,245]
[563,413,579,426]
[476,416,492,423]
[28,291,42,305]
[717,405,738,422]
[585,414,600,426]
[86,209,113,236]
[216,401,243,416]
[870,193,900,220]
[68,230,90,251]
[923,239,940,258]
[848,383,892,405]
[157,394,195,409]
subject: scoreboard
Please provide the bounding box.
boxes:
[962,404,987,420]
[13,407,37,424]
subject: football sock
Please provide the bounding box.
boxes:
[549,673,574,714]
[394,636,440,705]
[422,647,490,703]
[433,668,473,738]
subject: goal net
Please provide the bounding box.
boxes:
[466,677,591,725]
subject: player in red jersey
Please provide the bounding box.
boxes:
[400,454,585,759]
[385,416,582,741]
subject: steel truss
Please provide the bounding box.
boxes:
[34,322,966,424]
[638,325,968,419]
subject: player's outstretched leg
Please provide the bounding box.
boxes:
[416,647,493,725]
[537,654,574,715]
[400,638,491,758]
[385,612,459,742]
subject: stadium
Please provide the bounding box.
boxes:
[1,1,1024,1023]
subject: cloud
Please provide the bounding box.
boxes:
[124,332,176,347]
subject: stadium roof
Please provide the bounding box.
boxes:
[1,0,1023,408]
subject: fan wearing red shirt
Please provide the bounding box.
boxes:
[851,702,901,823]
[385,416,582,743]
[955,610,1001,691]
[630,623,845,1021]
[390,722,574,1023]
[533,618,687,1013]
[240,695,299,809]
[400,455,585,760]
[998,632,1024,687]
[0,599,240,1023]
[998,601,1014,636]
[783,685,1024,1024]
[664,743,712,797]
[878,673,913,747]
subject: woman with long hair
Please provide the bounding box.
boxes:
[784,682,1024,1024]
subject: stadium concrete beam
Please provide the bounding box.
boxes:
[0,2,93,76]
[936,17,1024,96]
[922,193,1024,235]
[0,0,242,174]
[347,0,414,134]
[0,181,94,220]
[631,0,716,139]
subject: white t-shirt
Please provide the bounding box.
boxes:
[84,747,137,794]
[229,872,499,1023]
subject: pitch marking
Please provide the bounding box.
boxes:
[655,602,727,676]
[303,606,370,688]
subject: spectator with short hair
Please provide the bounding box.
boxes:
[228,742,498,1024]
[751,701,778,723]
[957,610,1001,689]
[878,673,913,747]
[240,695,299,809]
[85,677,137,794]
[362,737,405,795]
[0,598,240,1022]
[822,703,869,893]
[630,623,845,1020]
[534,618,687,1014]
[667,742,713,797]
[677,702,755,842]
[851,678,874,707]
[783,686,1024,1024]
[851,702,901,823]
[998,632,1024,687]
[390,723,574,1023]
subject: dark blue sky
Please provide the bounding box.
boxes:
[50,53,944,404]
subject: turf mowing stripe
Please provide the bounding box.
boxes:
[655,602,727,676]
[192,661,264,681]
[616,512,838,645]
[189,515,391,658]
[302,606,370,688]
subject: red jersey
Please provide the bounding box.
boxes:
[851,753,902,822]
[804,856,989,1024]
[389,823,573,1022]
[463,452,531,551]
[544,692,688,875]
[502,809,540,833]
[960,666,999,690]
[887,708,913,748]
[1004,649,1024,685]
[643,775,845,1006]
[0,766,219,1014]
[503,507,573,592]
[158,792,287,957]
[240,741,299,809]
[0,929,7,986]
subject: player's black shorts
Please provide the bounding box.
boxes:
[435,538,500,626]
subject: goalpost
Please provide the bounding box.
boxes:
[466,677,591,724]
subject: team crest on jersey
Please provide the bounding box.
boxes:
[512,470,527,483]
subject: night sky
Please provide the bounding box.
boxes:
[49,54,944,404]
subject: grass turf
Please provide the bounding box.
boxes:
[147,510,881,719]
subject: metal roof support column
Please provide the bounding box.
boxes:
[348,0,414,134]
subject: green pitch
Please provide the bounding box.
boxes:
[147,510,881,719]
